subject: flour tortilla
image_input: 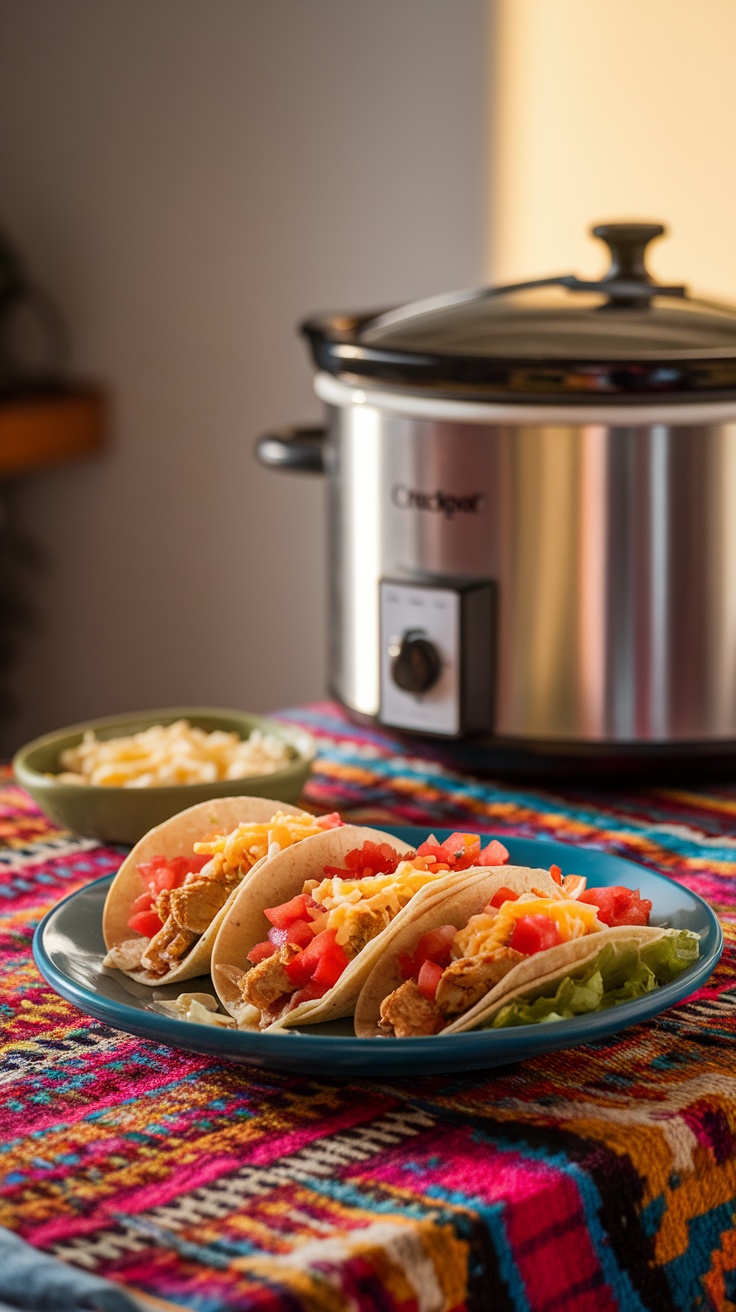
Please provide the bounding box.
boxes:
[453,923,669,1033]
[211,824,467,1029]
[102,795,304,985]
[354,866,667,1036]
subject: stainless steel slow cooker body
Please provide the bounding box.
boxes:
[258,224,736,769]
[317,375,736,745]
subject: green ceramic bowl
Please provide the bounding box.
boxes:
[13,707,316,846]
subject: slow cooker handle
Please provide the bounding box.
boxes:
[255,426,326,474]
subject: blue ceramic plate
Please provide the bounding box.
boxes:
[33,829,723,1076]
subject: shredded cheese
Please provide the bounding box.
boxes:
[453,896,604,959]
[55,720,294,787]
[306,860,454,949]
[311,864,444,913]
[193,811,328,879]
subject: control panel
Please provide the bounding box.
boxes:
[379,577,494,736]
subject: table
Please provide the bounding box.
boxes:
[2,701,736,1312]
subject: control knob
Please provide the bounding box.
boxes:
[390,630,442,695]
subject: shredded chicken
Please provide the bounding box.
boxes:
[155,889,171,922]
[212,965,262,1028]
[435,947,524,1016]
[141,916,197,973]
[379,979,442,1037]
[166,927,198,960]
[103,938,146,971]
[139,870,232,974]
[240,944,300,1013]
[337,903,391,958]
[168,878,230,933]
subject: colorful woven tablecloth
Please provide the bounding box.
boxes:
[2,701,736,1312]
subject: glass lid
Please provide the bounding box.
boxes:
[301,223,736,403]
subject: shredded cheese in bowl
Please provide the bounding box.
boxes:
[54,720,294,787]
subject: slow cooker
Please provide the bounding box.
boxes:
[257,223,736,778]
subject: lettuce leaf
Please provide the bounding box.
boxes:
[488,930,699,1029]
[639,931,700,983]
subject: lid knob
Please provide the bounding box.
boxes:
[592,222,665,287]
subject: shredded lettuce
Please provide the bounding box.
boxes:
[639,931,701,982]
[488,930,699,1029]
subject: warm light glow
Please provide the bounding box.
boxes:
[345,405,382,714]
[491,0,736,299]
[578,425,607,737]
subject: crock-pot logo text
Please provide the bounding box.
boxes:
[391,485,484,520]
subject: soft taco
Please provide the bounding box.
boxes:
[102,796,343,985]
[354,866,700,1037]
[212,827,514,1030]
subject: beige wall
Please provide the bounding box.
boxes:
[493,0,736,295]
[0,0,490,750]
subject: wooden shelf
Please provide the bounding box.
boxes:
[0,388,105,478]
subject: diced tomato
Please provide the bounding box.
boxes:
[417,831,493,871]
[247,939,277,965]
[264,893,310,928]
[440,833,481,870]
[285,929,348,988]
[316,812,343,830]
[488,885,520,909]
[172,853,209,878]
[417,959,444,1001]
[136,856,169,891]
[152,867,178,892]
[161,855,206,884]
[508,914,563,956]
[413,925,457,970]
[136,852,208,896]
[398,950,417,980]
[136,854,167,880]
[346,841,402,873]
[267,918,314,949]
[417,836,446,863]
[396,925,456,980]
[291,980,330,1006]
[138,855,158,886]
[295,931,336,973]
[579,886,652,927]
[477,840,510,867]
[324,841,403,879]
[285,946,315,988]
[289,918,317,947]
[130,853,210,932]
[448,832,482,855]
[128,910,164,938]
[549,864,562,885]
[311,938,350,988]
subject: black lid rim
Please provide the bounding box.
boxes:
[303,323,736,404]
[303,333,736,404]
